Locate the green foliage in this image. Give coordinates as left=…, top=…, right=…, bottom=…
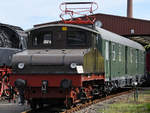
left=98, top=91, right=150, bottom=113
left=145, top=44, right=150, bottom=50
left=99, top=102, right=150, bottom=113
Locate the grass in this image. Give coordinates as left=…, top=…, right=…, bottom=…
left=98, top=90, right=150, bottom=113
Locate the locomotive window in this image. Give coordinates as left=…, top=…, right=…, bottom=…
left=118, top=45, right=122, bottom=62
left=141, top=52, right=144, bottom=64
left=130, top=48, right=133, bottom=63
left=33, top=32, right=52, bottom=46
left=136, top=50, right=139, bottom=64
left=67, top=31, right=87, bottom=47
left=105, top=41, right=109, bottom=60
left=43, top=34, right=52, bottom=44
left=112, top=43, right=116, bottom=61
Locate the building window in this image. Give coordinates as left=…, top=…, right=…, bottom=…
left=112, top=43, right=115, bottom=61
left=118, top=45, right=122, bottom=62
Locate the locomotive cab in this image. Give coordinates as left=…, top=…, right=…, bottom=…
left=11, top=24, right=101, bottom=75
left=28, top=25, right=92, bottom=49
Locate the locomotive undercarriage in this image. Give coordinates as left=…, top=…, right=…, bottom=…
left=27, top=79, right=105, bottom=109
left=9, top=73, right=144, bottom=109
left=9, top=74, right=105, bottom=109
left=105, top=75, right=144, bottom=93
left=28, top=77, right=144, bottom=109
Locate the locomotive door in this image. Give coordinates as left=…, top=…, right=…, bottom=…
left=105, top=41, right=111, bottom=80
left=53, top=31, right=66, bottom=48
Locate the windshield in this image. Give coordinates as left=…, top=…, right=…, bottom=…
left=28, top=26, right=92, bottom=49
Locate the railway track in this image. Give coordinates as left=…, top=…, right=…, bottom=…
left=62, top=89, right=133, bottom=113
left=23, top=88, right=133, bottom=113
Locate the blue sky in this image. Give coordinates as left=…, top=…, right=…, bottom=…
left=0, top=0, right=149, bottom=30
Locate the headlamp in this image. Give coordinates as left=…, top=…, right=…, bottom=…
left=18, top=63, right=24, bottom=69
left=70, top=63, right=77, bottom=69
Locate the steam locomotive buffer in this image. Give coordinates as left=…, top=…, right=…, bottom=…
left=3, top=2, right=145, bottom=109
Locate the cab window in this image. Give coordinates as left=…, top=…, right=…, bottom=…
left=33, top=32, right=52, bottom=46
left=67, top=31, right=87, bottom=47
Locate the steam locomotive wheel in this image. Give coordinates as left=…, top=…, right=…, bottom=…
left=3, top=89, right=10, bottom=97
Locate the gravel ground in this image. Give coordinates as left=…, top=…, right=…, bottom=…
left=76, top=92, right=133, bottom=113
left=0, top=98, right=30, bottom=113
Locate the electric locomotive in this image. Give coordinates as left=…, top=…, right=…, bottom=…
left=9, top=23, right=145, bottom=108
left=9, top=2, right=145, bottom=109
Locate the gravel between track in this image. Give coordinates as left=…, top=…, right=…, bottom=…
left=75, top=90, right=134, bottom=113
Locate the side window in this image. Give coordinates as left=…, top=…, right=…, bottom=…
left=112, top=43, right=115, bottom=61
left=105, top=41, right=109, bottom=60
left=118, top=45, right=122, bottom=62
left=136, top=50, right=138, bottom=64
left=130, top=48, right=133, bottom=63
left=142, top=52, right=144, bottom=64
left=141, top=52, right=143, bottom=64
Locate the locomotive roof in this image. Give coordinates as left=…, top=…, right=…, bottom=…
left=0, top=23, right=27, bottom=37
left=26, top=24, right=144, bottom=51
left=96, top=27, right=145, bottom=51
left=26, top=24, right=98, bottom=33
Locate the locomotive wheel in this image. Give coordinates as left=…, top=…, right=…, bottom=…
left=30, top=103, right=37, bottom=110
left=104, top=85, right=110, bottom=96
left=3, top=89, right=10, bottom=97
left=30, top=100, right=37, bottom=110
left=65, top=98, right=73, bottom=109
left=38, top=103, right=43, bottom=108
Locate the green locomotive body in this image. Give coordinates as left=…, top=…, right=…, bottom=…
left=84, top=26, right=145, bottom=87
